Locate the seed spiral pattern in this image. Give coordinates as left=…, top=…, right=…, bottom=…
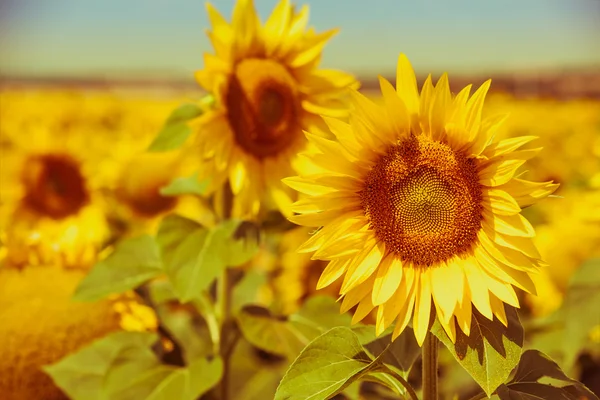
left=360, top=135, right=483, bottom=267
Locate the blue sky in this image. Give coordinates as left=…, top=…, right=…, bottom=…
left=1, top=0, right=599, bottom=78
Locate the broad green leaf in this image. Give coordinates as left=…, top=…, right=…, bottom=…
left=148, top=103, right=203, bottom=152
left=237, top=305, right=306, bottom=359
left=432, top=304, right=524, bottom=397
left=290, top=295, right=352, bottom=333
left=148, top=280, right=178, bottom=304
left=495, top=350, right=598, bottom=400
left=159, top=172, right=210, bottom=197
left=145, top=357, right=223, bottom=400
left=274, top=327, right=379, bottom=400
left=365, top=328, right=420, bottom=373
left=73, top=235, right=162, bottom=302
left=157, top=216, right=260, bottom=302
left=156, top=214, right=215, bottom=302
left=220, top=219, right=261, bottom=267
left=287, top=296, right=379, bottom=347
left=43, top=331, right=160, bottom=400
left=44, top=330, right=223, bottom=400
left=156, top=214, right=204, bottom=268
left=232, top=270, right=269, bottom=313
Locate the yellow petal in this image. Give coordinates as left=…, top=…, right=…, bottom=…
left=430, top=261, right=462, bottom=323
left=479, top=158, right=527, bottom=187
left=484, top=211, right=536, bottom=237
left=264, top=0, right=291, bottom=38
left=229, top=156, right=247, bottom=195
left=379, top=75, right=410, bottom=138
left=489, top=294, right=508, bottom=327
left=340, top=274, right=375, bottom=313
left=482, top=188, right=521, bottom=215
left=317, top=258, right=348, bottom=290
left=413, top=270, right=432, bottom=346
left=376, top=267, right=414, bottom=335
left=454, top=290, right=472, bottom=336
left=340, top=240, right=385, bottom=294
left=436, top=304, right=457, bottom=343
left=391, top=287, right=416, bottom=341
left=483, top=136, right=538, bottom=159
left=464, top=79, right=492, bottom=138
left=372, top=254, right=403, bottom=306
left=497, top=178, right=559, bottom=208
left=352, top=295, right=375, bottom=325
left=429, top=73, right=451, bottom=140
left=463, top=257, right=493, bottom=320
left=395, top=53, right=420, bottom=117
left=282, top=176, right=336, bottom=196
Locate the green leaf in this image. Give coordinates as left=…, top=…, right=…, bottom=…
left=72, top=235, right=163, bottom=302
left=148, top=103, right=203, bottom=152
left=274, top=327, right=385, bottom=400
left=290, top=295, right=352, bottom=334
left=365, top=328, right=420, bottom=373
left=43, top=331, right=160, bottom=400
left=432, top=304, right=524, bottom=397
left=156, top=215, right=214, bottom=302
left=144, top=357, right=223, bottom=400
left=156, top=216, right=260, bottom=302
left=237, top=305, right=307, bottom=359
left=220, top=219, right=261, bottom=267
left=159, top=172, right=210, bottom=197
left=148, top=280, right=179, bottom=304
left=232, top=270, right=269, bottom=313
left=44, top=330, right=223, bottom=400
left=495, top=350, right=599, bottom=400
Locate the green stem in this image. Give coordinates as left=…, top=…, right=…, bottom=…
left=218, top=182, right=234, bottom=400
left=422, top=332, right=439, bottom=400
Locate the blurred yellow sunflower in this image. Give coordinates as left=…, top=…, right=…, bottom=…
left=284, top=54, right=558, bottom=345
left=112, top=151, right=216, bottom=236
left=0, top=265, right=157, bottom=400
left=0, top=126, right=109, bottom=269
left=191, top=0, right=358, bottom=218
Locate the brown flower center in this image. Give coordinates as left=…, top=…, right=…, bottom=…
left=22, top=154, right=89, bottom=219
left=225, top=58, right=299, bottom=159
left=360, top=135, right=483, bottom=267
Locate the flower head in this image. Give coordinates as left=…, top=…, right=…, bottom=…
left=191, top=0, right=358, bottom=218
left=285, top=54, right=558, bottom=345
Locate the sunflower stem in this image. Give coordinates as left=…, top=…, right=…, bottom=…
left=422, top=331, right=439, bottom=400
left=218, top=183, right=234, bottom=400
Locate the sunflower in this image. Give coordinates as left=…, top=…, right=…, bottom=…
left=111, top=151, right=216, bottom=236
left=0, top=123, right=109, bottom=269
left=284, top=54, right=559, bottom=345
left=190, top=0, right=358, bottom=218
left=0, top=265, right=157, bottom=400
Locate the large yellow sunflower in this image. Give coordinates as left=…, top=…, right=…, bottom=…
left=284, top=54, right=559, bottom=345
left=191, top=0, right=358, bottom=218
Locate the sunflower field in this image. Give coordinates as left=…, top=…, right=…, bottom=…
left=1, top=1, right=599, bottom=399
